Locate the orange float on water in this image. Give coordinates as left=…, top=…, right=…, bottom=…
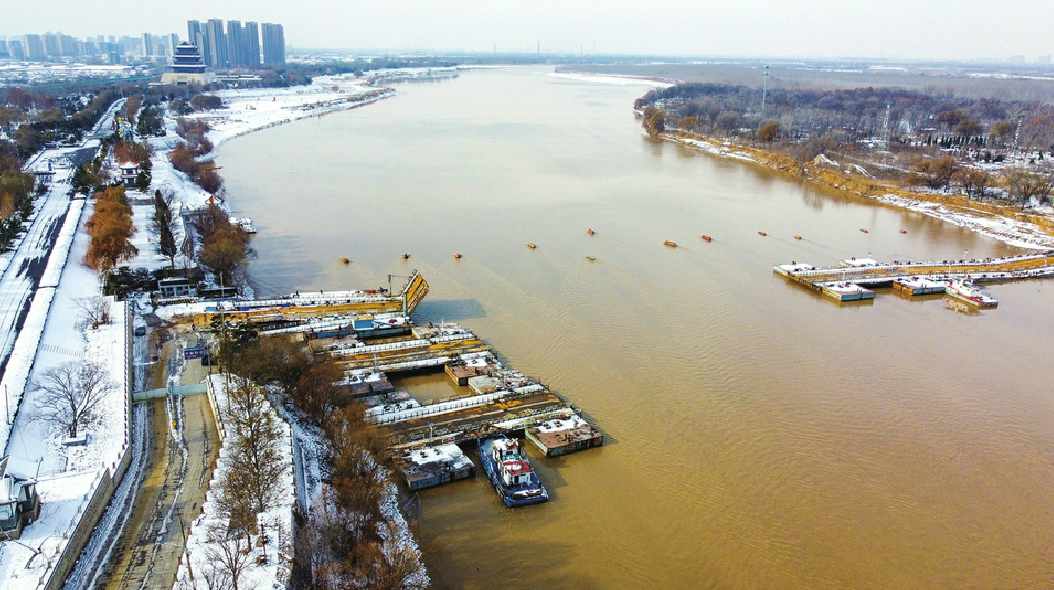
left=527, top=243, right=537, bottom=249
left=758, top=231, right=767, bottom=236
left=664, top=240, right=677, bottom=247
left=793, top=235, right=802, bottom=240
left=700, top=235, right=712, bottom=242
left=900, top=229, right=908, bottom=234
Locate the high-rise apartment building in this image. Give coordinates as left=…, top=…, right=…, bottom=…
left=142, top=33, right=152, bottom=56
left=0, top=39, right=7, bottom=58
left=261, top=23, right=285, bottom=65
left=226, top=20, right=243, bottom=67
left=58, top=34, right=79, bottom=56
left=24, top=34, right=45, bottom=60
left=9, top=40, right=25, bottom=60
left=245, top=22, right=260, bottom=67
left=43, top=33, right=59, bottom=57
left=205, top=19, right=227, bottom=67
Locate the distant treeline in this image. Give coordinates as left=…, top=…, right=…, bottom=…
left=637, top=82, right=1054, bottom=155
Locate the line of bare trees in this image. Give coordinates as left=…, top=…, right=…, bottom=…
left=221, top=336, right=426, bottom=590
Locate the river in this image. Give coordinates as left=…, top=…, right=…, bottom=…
left=220, top=67, right=1054, bottom=590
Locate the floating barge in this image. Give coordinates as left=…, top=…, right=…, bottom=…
left=822, top=283, right=875, bottom=302
left=893, top=277, right=947, bottom=296
left=399, top=444, right=475, bottom=491
left=526, top=413, right=604, bottom=457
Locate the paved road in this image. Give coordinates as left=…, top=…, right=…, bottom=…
left=102, top=393, right=218, bottom=590
left=0, top=162, right=73, bottom=383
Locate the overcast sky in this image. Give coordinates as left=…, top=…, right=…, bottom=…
left=4, top=0, right=1053, bottom=61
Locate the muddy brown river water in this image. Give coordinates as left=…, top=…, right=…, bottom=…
left=220, top=67, right=1054, bottom=590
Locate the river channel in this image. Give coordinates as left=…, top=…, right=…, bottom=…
left=220, top=67, right=1054, bottom=590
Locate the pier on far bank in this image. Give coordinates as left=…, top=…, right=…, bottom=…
left=775, top=251, right=1054, bottom=303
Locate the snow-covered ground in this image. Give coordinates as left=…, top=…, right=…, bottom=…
left=0, top=155, right=130, bottom=590
left=871, top=193, right=1054, bottom=249
left=549, top=72, right=673, bottom=87
left=175, top=375, right=294, bottom=590
left=179, top=74, right=395, bottom=150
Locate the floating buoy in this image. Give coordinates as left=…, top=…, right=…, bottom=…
left=587, top=228, right=595, bottom=235
left=758, top=231, right=767, bottom=237
left=664, top=240, right=677, bottom=247
left=860, top=229, right=869, bottom=233
left=402, top=253, right=410, bottom=259
left=586, top=256, right=596, bottom=261
left=527, top=243, right=537, bottom=249
left=340, top=257, right=349, bottom=264
left=900, top=229, right=907, bottom=234
left=453, top=253, right=462, bottom=259
left=700, top=235, right=712, bottom=242
left=793, top=235, right=802, bottom=240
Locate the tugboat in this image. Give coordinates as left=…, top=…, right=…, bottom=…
left=477, top=436, right=548, bottom=507
left=945, top=278, right=998, bottom=308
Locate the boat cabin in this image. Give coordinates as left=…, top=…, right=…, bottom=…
left=500, top=459, right=533, bottom=486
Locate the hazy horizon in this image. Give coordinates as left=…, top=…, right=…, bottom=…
left=4, top=0, right=1054, bottom=62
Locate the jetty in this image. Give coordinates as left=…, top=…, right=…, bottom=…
left=775, top=251, right=1054, bottom=303
left=204, top=270, right=602, bottom=491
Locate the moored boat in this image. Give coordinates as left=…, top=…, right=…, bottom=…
left=478, top=436, right=548, bottom=507
left=700, top=235, right=712, bottom=242
left=664, top=240, right=677, bottom=247
left=822, top=282, right=875, bottom=302
left=893, top=277, right=947, bottom=296
left=945, top=279, right=997, bottom=308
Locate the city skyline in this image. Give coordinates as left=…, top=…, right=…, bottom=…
left=0, top=19, right=284, bottom=66
left=2, top=0, right=1054, bottom=61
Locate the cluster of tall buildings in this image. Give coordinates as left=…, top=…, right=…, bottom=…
left=186, top=20, right=284, bottom=68
left=0, top=33, right=140, bottom=64
left=0, top=19, right=285, bottom=67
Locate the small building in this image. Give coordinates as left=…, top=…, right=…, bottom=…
left=119, top=161, right=139, bottom=187
left=158, top=277, right=197, bottom=299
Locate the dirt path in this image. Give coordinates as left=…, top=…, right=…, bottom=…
left=101, top=393, right=219, bottom=590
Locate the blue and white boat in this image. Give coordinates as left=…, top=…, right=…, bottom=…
left=477, top=436, right=548, bottom=507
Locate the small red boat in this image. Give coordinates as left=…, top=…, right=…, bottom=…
left=700, top=235, right=712, bottom=242
left=587, top=228, right=595, bottom=235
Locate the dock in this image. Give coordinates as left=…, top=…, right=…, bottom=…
left=193, top=270, right=429, bottom=325
left=775, top=251, right=1054, bottom=304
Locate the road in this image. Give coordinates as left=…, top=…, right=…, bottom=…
left=0, top=158, right=73, bottom=383
left=101, top=391, right=218, bottom=590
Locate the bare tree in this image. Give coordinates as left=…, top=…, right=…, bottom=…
left=73, top=296, right=111, bottom=329
left=203, top=524, right=254, bottom=590
left=33, top=361, right=115, bottom=438
left=225, top=378, right=286, bottom=515
left=1004, top=167, right=1054, bottom=209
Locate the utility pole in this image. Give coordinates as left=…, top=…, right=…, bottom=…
left=760, top=65, right=770, bottom=121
